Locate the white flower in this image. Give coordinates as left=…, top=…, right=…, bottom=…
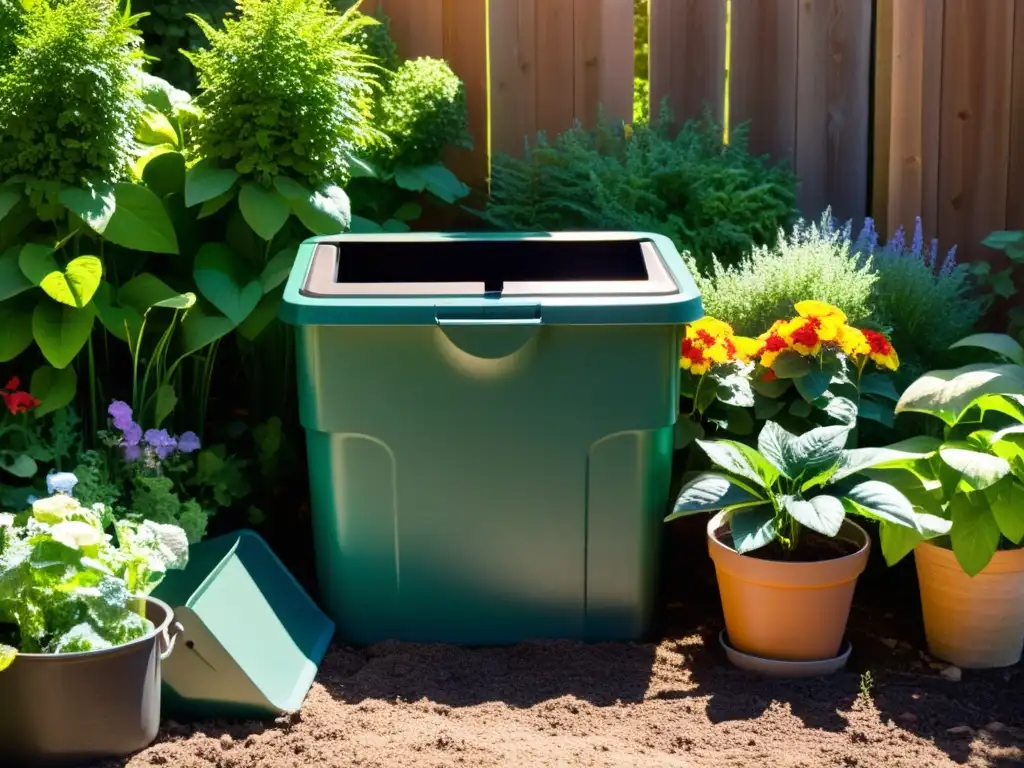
left=50, top=521, right=104, bottom=551
left=32, top=495, right=82, bottom=524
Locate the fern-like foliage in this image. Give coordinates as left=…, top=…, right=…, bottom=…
left=485, top=104, right=797, bottom=271
left=185, top=0, right=383, bottom=188
left=0, top=0, right=144, bottom=186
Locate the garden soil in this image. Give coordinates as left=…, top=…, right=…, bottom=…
left=100, top=519, right=1023, bottom=768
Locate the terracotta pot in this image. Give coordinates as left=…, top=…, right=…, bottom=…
left=706, top=511, right=870, bottom=662
left=915, top=540, right=1024, bottom=668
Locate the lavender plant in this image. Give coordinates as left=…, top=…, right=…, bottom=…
left=854, top=217, right=985, bottom=381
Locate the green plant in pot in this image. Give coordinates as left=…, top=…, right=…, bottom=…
left=0, top=473, right=189, bottom=763
left=666, top=420, right=950, bottom=669
left=883, top=333, right=1024, bottom=668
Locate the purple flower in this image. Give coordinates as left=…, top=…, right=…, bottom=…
left=123, top=444, right=142, bottom=462
left=46, top=472, right=78, bottom=495
left=890, top=225, right=905, bottom=254
left=177, top=431, right=201, bottom=454
left=911, top=217, right=924, bottom=258
left=927, top=238, right=939, bottom=270
left=940, top=245, right=958, bottom=277
left=121, top=421, right=142, bottom=446
left=144, top=428, right=178, bottom=460
left=108, top=400, right=134, bottom=432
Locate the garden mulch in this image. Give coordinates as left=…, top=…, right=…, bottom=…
left=103, top=518, right=1023, bottom=768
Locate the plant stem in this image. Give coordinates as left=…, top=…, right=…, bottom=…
left=87, top=334, right=98, bottom=443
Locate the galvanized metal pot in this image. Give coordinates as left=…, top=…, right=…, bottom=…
left=0, top=596, right=182, bottom=766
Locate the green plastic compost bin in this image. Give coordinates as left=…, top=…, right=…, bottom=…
left=279, top=232, right=702, bottom=645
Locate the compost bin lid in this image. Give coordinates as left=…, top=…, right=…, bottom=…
left=279, top=232, right=703, bottom=326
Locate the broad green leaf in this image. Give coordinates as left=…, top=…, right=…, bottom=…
left=752, top=375, right=791, bottom=398
left=831, top=437, right=942, bottom=483
left=990, top=481, right=1024, bottom=544
left=729, top=506, right=777, bottom=553
left=821, top=394, right=858, bottom=426
left=138, top=108, right=178, bottom=147
left=771, top=351, right=813, bottom=379
left=950, top=333, right=1024, bottom=366
left=0, top=247, right=32, bottom=302
left=674, top=416, right=704, bottom=450
left=238, top=183, right=290, bottom=241
left=783, top=494, right=845, bottom=537
left=91, top=281, right=142, bottom=343
left=118, top=273, right=180, bottom=313
left=294, top=185, right=351, bottom=235
left=844, top=479, right=951, bottom=535
left=697, top=439, right=767, bottom=488
left=0, top=645, right=14, bottom=671
left=138, top=71, right=191, bottom=114
left=181, top=305, right=235, bottom=355
left=193, top=243, right=262, bottom=325
left=972, top=393, right=1024, bottom=422
left=273, top=176, right=307, bottom=200
left=794, top=369, right=831, bottom=402
left=382, top=219, right=410, bottom=233
left=237, top=292, right=281, bottom=341
left=753, top=393, right=786, bottom=420
left=154, top=384, right=177, bottom=426
left=59, top=181, right=116, bottom=232
left=859, top=374, right=900, bottom=401
left=982, top=230, right=1024, bottom=250
left=102, top=183, right=179, bottom=254
left=782, top=424, right=851, bottom=477
left=394, top=164, right=470, bottom=203
left=29, top=365, right=77, bottom=417
left=708, top=404, right=754, bottom=436
left=34, top=255, right=102, bottom=309
left=152, top=292, right=195, bottom=310
left=0, top=453, right=37, bottom=478
left=895, top=363, right=1024, bottom=426
left=0, top=298, right=34, bottom=361
left=789, top=399, right=813, bottom=418
left=713, top=367, right=756, bottom=408
left=666, top=473, right=766, bottom=521
left=197, top=188, right=236, bottom=219
left=393, top=202, right=422, bottom=222
left=133, top=145, right=172, bottom=179
left=939, top=447, right=1010, bottom=491
left=758, top=420, right=794, bottom=477
left=185, top=159, right=240, bottom=208
left=950, top=493, right=1001, bottom=576
left=879, top=522, right=923, bottom=566
left=260, top=248, right=296, bottom=294
left=349, top=215, right=383, bottom=234
left=858, top=398, right=895, bottom=428
left=32, top=301, right=94, bottom=369
left=0, top=188, right=20, bottom=223
left=142, top=151, right=186, bottom=198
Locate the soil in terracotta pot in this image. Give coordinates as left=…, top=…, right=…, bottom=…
left=714, top=525, right=861, bottom=562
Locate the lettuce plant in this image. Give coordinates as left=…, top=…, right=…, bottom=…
left=667, top=420, right=950, bottom=559
left=879, top=334, right=1024, bottom=575
left=0, top=478, right=189, bottom=671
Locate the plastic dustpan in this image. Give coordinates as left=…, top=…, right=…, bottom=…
left=153, top=529, right=334, bottom=719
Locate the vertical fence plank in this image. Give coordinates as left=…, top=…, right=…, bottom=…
left=729, top=0, right=798, bottom=162
left=649, top=0, right=727, bottom=126
left=879, top=0, right=944, bottom=240
left=871, top=0, right=894, bottom=238
left=1006, top=1, right=1024, bottom=229
left=573, top=0, right=635, bottom=126
left=489, top=0, right=538, bottom=157
left=535, top=0, right=576, bottom=137
left=371, top=0, right=445, bottom=57
left=442, top=0, right=488, bottom=187
left=937, top=0, right=1014, bottom=253
left=794, top=0, right=873, bottom=223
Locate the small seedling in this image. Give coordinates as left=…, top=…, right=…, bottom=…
left=859, top=670, right=875, bottom=703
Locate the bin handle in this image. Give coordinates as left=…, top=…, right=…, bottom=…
left=160, top=620, right=184, bottom=661
left=436, top=317, right=542, bottom=327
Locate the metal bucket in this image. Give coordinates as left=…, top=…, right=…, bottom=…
left=0, top=596, right=182, bottom=765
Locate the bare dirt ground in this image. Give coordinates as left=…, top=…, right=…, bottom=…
left=102, top=519, right=1024, bottom=768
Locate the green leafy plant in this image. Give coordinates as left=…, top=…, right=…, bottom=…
left=134, top=0, right=235, bottom=89
left=694, top=210, right=877, bottom=336
left=881, top=334, right=1024, bottom=575
left=666, top=420, right=950, bottom=559
left=856, top=218, right=984, bottom=383
left=0, top=480, right=189, bottom=670
left=978, top=229, right=1024, bottom=336
left=484, top=106, right=797, bottom=271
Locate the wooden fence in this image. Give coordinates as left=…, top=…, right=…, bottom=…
left=364, top=0, right=1024, bottom=263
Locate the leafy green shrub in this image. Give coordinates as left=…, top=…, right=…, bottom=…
left=185, top=0, right=382, bottom=188
left=0, top=0, right=24, bottom=63
left=695, top=210, right=877, bottom=336
left=0, top=0, right=144, bottom=188
left=376, top=57, right=472, bottom=168
left=484, top=106, right=797, bottom=271
left=854, top=217, right=985, bottom=381
left=134, top=0, right=233, bottom=90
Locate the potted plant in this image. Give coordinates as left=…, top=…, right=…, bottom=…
left=888, top=333, right=1024, bottom=668
left=0, top=473, right=189, bottom=764
left=666, top=420, right=950, bottom=671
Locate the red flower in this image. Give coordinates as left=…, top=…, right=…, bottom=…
left=763, top=334, right=787, bottom=353
left=681, top=338, right=706, bottom=366
left=788, top=317, right=821, bottom=350
left=761, top=370, right=778, bottom=382
left=3, top=377, right=19, bottom=391
left=862, top=329, right=893, bottom=355
left=1, top=376, right=39, bottom=415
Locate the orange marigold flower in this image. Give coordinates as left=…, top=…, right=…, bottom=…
left=761, top=370, right=778, bottom=382
left=836, top=324, right=870, bottom=357
left=733, top=335, right=761, bottom=362
left=793, top=300, right=845, bottom=342
left=680, top=316, right=741, bottom=372
left=680, top=337, right=712, bottom=375
left=861, top=329, right=900, bottom=371
left=786, top=317, right=822, bottom=355
left=757, top=325, right=790, bottom=368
